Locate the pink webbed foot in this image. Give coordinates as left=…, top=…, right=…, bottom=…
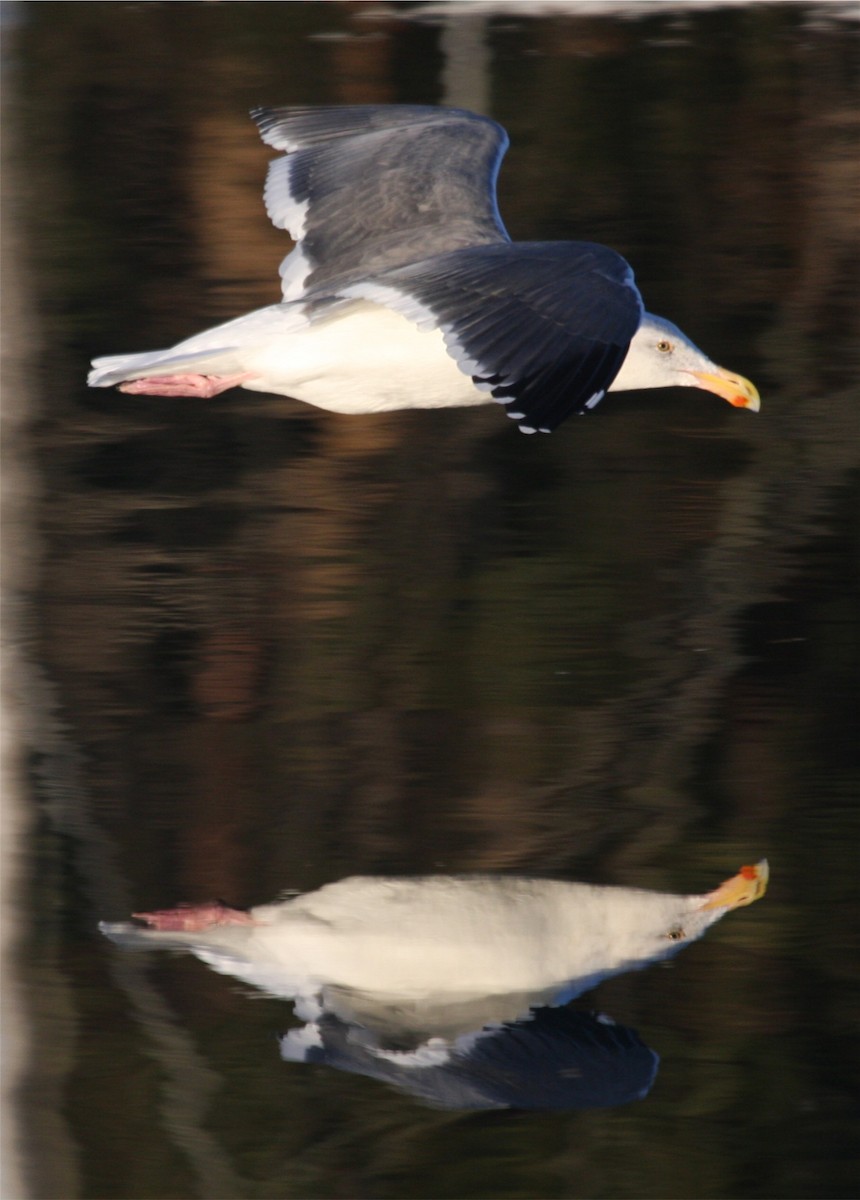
left=118, top=373, right=255, bottom=398
left=132, top=901, right=257, bottom=932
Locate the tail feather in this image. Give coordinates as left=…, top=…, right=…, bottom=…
left=88, top=301, right=313, bottom=388
left=87, top=345, right=247, bottom=388
left=98, top=920, right=203, bottom=950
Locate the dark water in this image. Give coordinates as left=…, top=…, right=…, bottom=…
left=3, top=3, right=860, bottom=1198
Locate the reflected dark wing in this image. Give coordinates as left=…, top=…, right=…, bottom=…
left=438, top=1006, right=660, bottom=1110
left=283, top=1006, right=659, bottom=1112
left=251, top=105, right=510, bottom=298
left=347, top=241, right=644, bottom=433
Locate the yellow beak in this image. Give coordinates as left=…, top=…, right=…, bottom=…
left=700, top=859, right=769, bottom=910
left=689, top=367, right=761, bottom=412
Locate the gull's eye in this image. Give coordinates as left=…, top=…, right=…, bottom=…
left=666, top=927, right=685, bottom=941
left=656, top=339, right=673, bottom=353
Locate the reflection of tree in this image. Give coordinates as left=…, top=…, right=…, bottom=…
left=7, top=4, right=860, bottom=1199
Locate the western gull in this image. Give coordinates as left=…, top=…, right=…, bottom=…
left=99, top=861, right=768, bottom=1004
left=88, top=106, right=760, bottom=434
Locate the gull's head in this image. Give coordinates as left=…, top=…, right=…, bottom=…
left=610, top=314, right=760, bottom=412
left=600, top=860, right=770, bottom=973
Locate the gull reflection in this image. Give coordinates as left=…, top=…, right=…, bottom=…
left=101, top=863, right=767, bottom=1111
left=280, top=997, right=659, bottom=1111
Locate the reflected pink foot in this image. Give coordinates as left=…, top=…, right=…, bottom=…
left=132, top=902, right=257, bottom=932
left=119, top=373, right=255, bottom=398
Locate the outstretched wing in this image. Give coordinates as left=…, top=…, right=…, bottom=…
left=344, top=242, right=644, bottom=433
left=251, top=105, right=510, bottom=299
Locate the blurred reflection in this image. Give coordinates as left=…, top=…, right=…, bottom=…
left=101, top=864, right=765, bottom=1109
left=281, top=1005, right=658, bottom=1112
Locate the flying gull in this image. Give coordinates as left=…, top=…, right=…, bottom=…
left=88, top=105, right=760, bottom=434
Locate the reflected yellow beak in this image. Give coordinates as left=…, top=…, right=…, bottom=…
left=701, top=859, right=769, bottom=910
left=689, top=367, right=761, bottom=412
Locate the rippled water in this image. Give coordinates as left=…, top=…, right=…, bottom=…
left=3, top=3, right=860, bottom=1198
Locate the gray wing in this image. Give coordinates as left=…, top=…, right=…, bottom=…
left=251, top=105, right=510, bottom=298
left=345, top=241, right=644, bottom=433
left=285, top=1006, right=659, bottom=1112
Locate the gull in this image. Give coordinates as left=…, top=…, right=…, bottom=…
left=88, top=105, right=760, bottom=434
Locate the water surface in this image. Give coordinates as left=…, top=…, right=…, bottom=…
left=3, top=3, right=859, bottom=1198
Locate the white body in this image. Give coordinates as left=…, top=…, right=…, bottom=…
left=89, top=300, right=489, bottom=415
left=102, top=873, right=741, bottom=1006
left=243, top=303, right=487, bottom=414
left=88, top=299, right=757, bottom=417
